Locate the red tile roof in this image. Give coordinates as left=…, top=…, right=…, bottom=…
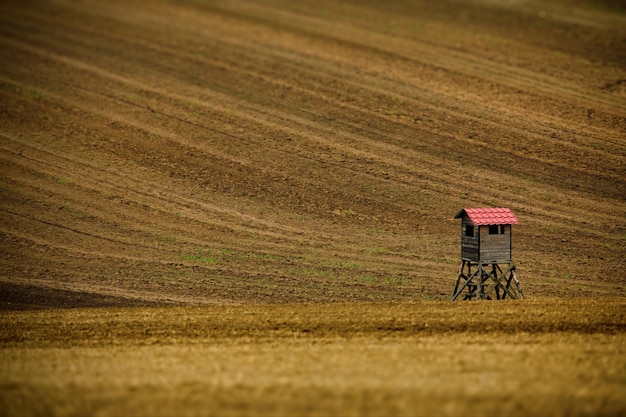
left=454, top=207, right=519, bottom=225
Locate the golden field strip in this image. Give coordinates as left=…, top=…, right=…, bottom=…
left=1, top=298, right=624, bottom=417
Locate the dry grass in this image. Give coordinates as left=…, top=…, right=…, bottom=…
left=1, top=298, right=624, bottom=417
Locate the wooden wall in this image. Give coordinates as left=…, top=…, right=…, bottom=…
left=460, top=217, right=479, bottom=260
left=459, top=218, right=512, bottom=262
left=479, top=224, right=512, bottom=261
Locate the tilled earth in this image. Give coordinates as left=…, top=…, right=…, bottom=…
left=1, top=0, right=625, bottom=307
left=1, top=298, right=624, bottom=417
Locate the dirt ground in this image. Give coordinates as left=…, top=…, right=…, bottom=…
left=1, top=0, right=625, bottom=304
left=1, top=298, right=624, bottom=417
left=1, top=1, right=625, bottom=416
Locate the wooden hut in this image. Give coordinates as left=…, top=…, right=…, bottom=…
left=451, top=208, right=523, bottom=301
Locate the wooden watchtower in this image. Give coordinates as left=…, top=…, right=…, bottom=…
left=451, top=207, right=523, bottom=300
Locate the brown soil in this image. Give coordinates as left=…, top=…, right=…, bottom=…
left=1, top=299, right=625, bottom=417
left=1, top=0, right=625, bottom=307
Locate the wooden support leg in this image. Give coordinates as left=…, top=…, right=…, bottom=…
left=476, top=264, right=484, bottom=300
left=451, top=261, right=466, bottom=300
left=452, top=267, right=480, bottom=301
left=486, top=264, right=516, bottom=300
left=511, top=268, right=523, bottom=299
left=491, top=264, right=500, bottom=300
left=500, top=264, right=522, bottom=300
left=452, top=262, right=522, bottom=301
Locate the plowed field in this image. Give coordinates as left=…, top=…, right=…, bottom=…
left=1, top=0, right=625, bottom=416
left=1, top=298, right=625, bottom=417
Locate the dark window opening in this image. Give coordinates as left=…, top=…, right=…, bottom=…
left=500, top=225, right=505, bottom=234
left=489, top=225, right=499, bottom=235
left=465, top=225, right=474, bottom=237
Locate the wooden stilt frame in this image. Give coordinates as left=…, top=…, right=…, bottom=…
left=451, top=260, right=523, bottom=301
